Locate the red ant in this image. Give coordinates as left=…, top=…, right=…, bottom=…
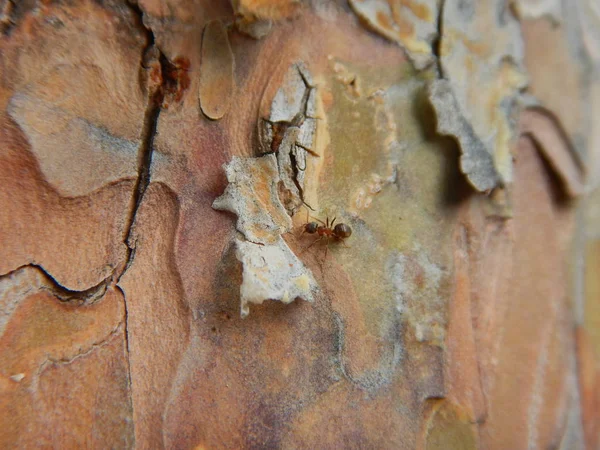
left=301, top=214, right=352, bottom=260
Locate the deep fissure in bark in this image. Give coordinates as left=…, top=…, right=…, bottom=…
left=432, top=0, right=446, bottom=79
left=118, top=4, right=175, bottom=446
left=0, top=264, right=110, bottom=304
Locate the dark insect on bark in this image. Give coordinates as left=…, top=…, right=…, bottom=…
left=302, top=215, right=352, bottom=260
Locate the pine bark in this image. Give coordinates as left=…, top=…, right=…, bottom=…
left=0, top=1, right=598, bottom=449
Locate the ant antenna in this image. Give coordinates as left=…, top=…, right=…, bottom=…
left=302, top=200, right=315, bottom=211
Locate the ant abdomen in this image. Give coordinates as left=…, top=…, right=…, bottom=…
left=333, top=223, right=352, bottom=239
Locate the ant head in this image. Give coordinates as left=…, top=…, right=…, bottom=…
left=305, top=222, right=319, bottom=234
left=333, top=223, right=352, bottom=238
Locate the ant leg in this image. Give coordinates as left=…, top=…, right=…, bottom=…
left=311, top=217, right=327, bottom=226
left=297, top=209, right=310, bottom=238
left=296, top=143, right=320, bottom=158
left=317, top=237, right=330, bottom=270
left=305, top=148, right=320, bottom=157
left=330, top=217, right=336, bottom=227
left=295, top=210, right=308, bottom=238
left=304, top=236, right=323, bottom=252
left=296, top=153, right=307, bottom=171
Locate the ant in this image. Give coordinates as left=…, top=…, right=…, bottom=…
left=301, top=214, right=352, bottom=260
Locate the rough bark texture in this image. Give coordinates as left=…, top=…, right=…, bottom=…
left=0, top=0, right=599, bottom=449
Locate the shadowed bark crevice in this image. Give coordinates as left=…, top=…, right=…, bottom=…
left=0, top=264, right=111, bottom=305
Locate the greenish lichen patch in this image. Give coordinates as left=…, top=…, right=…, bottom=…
left=315, top=59, right=456, bottom=344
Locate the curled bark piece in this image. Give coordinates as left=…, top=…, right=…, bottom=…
left=519, top=107, right=586, bottom=197
left=199, top=20, right=234, bottom=120
left=348, top=0, right=438, bottom=70
left=428, top=79, right=499, bottom=192
left=235, top=18, right=272, bottom=39
left=231, top=0, right=301, bottom=39
left=434, top=0, right=528, bottom=189
left=232, top=0, right=302, bottom=21
left=513, top=0, right=562, bottom=22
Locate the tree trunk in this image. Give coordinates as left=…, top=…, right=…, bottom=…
left=0, top=0, right=598, bottom=448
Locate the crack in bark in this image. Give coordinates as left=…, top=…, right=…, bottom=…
left=0, top=0, right=32, bottom=36
left=122, top=3, right=162, bottom=256
left=261, top=68, right=316, bottom=214
left=122, top=78, right=161, bottom=255
left=432, top=0, right=446, bottom=79
left=290, top=71, right=313, bottom=127
left=0, top=264, right=115, bottom=338
left=36, top=320, right=125, bottom=377
left=0, top=263, right=111, bottom=304
left=119, top=3, right=173, bottom=446
left=288, top=72, right=315, bottom=210
left=289, top=149, right=305, bottom=205
left=1, top=3, right=171, bottom=445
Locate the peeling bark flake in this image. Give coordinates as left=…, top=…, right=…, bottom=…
left=428, top=79, right=499, bottom=192
left=212, top=156, right=318, bottom=318
left=349, top=0, right=439, bottom=70
left=236, top=238, right=317, bottom=318
left=269, top=63, right=310, bottom=123
left=520, top=107, right=586, bottom=197
left=232, top=0, right=302, bottom=39
left=513, top=0, right=562, bottom=22
left=212, top=155, right=292, bottom=245
left=432, top=0, right=528, bottom=189
left=210, top=62, right=322, bottom=316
